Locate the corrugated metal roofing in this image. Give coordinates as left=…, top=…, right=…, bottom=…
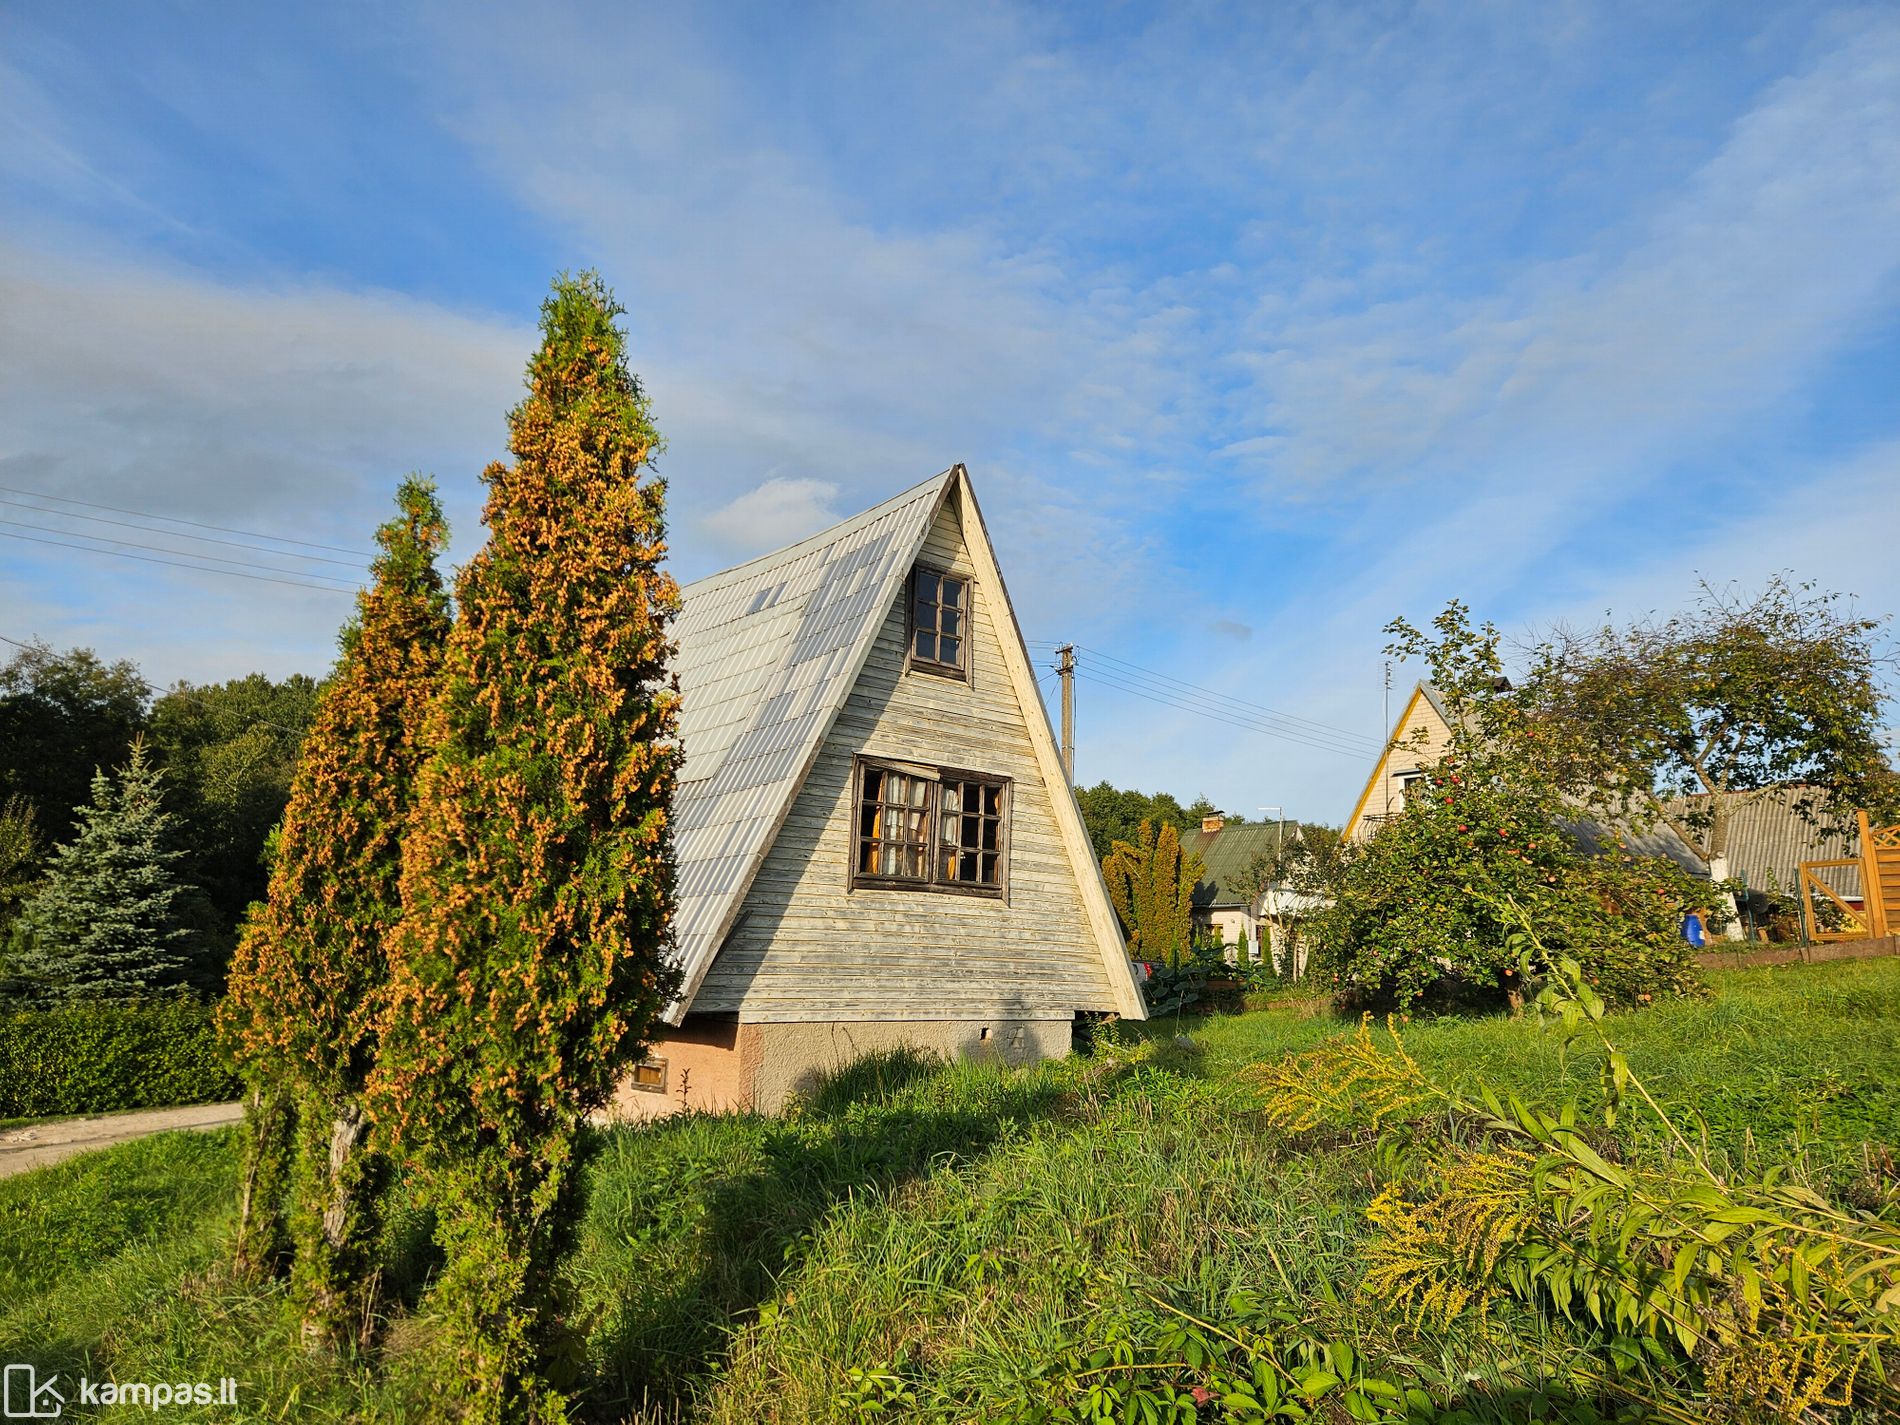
left=1180, top=822, right=1295, bottom=909
left=1668, top=787, right=1860, bottom=897
left=666, top=469, right=956, bottom=1021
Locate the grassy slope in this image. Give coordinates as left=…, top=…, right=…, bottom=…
left=2, top=959, right=1896, bottom=1422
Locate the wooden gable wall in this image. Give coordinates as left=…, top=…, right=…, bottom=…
left=1342, top=687, right=1455, bottom=844
left=692, top=488, right=1116, bottom=1022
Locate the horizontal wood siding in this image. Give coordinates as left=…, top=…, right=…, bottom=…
left=695, top=492, right=1115, bottom=1020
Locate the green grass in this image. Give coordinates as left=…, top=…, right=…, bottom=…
left=2, top=958, right=1897, bottom=1422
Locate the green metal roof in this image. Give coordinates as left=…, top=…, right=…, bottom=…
left=1179, top=822, right=1295, bottom=910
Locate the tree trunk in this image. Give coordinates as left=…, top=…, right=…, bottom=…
left=296, top=1098, right=386, bottom=1354
left=233, top=1086, right=295, bottom=1279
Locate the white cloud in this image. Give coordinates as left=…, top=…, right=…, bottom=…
left=699, top=477, right=842, bottom=557
left=0, top=238, right=530, bottom=680
left=1233, top=13, right=1900, bottom=498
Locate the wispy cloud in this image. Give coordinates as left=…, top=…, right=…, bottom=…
left=699, top=476, right=842, bottom=556
left=0, top=239, right=530, bottom=676
left=1, top=0, right=1894, bottom=822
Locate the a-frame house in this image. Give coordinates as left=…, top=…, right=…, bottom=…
left=613, top=466, right=1145, bottom=1117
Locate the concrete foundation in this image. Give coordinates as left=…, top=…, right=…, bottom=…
left=605, top=1014, right=1073, bottom=1120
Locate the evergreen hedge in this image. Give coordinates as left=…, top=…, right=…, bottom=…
left=0, top=997, right=238, bottom=1118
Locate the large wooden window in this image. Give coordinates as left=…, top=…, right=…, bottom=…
left=909, top=566, right=969, bottom=677
left=853, top=757, right=1008, bottom=896
left=938, top=776, right=1005, bottom=888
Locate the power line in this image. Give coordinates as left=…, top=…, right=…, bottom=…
left=1024, top=636, right=1376, bottom=751
left=1078, top=667, right=1367, bottom=760
left=0, top=517, right=362, bottom=587
left=1075, top=668, right=1368, bottom=760
left=0, top=483, right=376, bottom=559
left=0, top=497, right=368, bottom=570
left=0, top=527, right=357, bottom=594
left=1074, top=643, right=1379, bottom=749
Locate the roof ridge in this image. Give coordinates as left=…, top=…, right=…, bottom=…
left=681, top=469, right=956, bottom=597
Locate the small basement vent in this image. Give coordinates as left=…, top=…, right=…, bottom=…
left=629, top=1056, right=669, bottom=1094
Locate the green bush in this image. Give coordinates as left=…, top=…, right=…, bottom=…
left=0, top=996, right=238, bottom=1118
left=1311, top=763, right=1706, bottom=1012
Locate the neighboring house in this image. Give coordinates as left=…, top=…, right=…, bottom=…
left=1341, top=681, right=1707, bottom=875
left=611, top=466, right=1145, bottom=1119
left=1665, top=786, right=1862, bottom=911
left=1178, top=815, right=1318, bottom=967
left=1341, top=683, right=1457, bottom=845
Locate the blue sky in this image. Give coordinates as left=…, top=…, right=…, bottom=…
left=3, top=1, right=1897, bottom=822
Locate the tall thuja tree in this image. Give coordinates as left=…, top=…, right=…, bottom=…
left=370, top=274, right=681, bottom=1421
left=1102, top=820, right=1203, bottom=968
left=14, top=739, right=196, bottom=1000
left=219, top=477, right=451, bottom=1344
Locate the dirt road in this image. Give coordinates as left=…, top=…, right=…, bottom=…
left=0, top=1102, right=244, bottom=1179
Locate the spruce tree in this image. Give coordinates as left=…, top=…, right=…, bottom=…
left=15, top=739, right=196, bottom=999
left=370, top=274, right=680, bottom=1421
left=219, top=477, right=451, bottom=1342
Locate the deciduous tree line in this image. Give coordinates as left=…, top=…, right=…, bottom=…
left=0, top=646, right=321, bottom=1001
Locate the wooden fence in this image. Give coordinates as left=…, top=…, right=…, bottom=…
left=1697, top=933, right=1900, bottom=972
left=1798, top=811, right=1898, bottom=944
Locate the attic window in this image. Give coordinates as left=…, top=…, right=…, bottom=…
left=853, top=757, right=1009, bottom=897
left=909, top=566, right=969, bottom=678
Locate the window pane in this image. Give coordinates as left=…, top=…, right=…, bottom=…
left=908, top=778, right=929, bottom=807
left=938, top=636, right=959, bottom=666
left=942, top=783, right=961, bottom=813
left=940, top=607, right=960, bottom=638
left=914, top=631, right=937, bottom=662
left=942, top=576, right=965, bottom=609
left=980, top=852, right=999, bottom=884
left=959, top=850, right=978, bottom=882
left=916, top=572, right=939, bottom=603
left=981, top=818, right=998, bottom=851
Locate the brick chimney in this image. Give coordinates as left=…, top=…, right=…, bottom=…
left=1201, top=814, right=1224, bottom=833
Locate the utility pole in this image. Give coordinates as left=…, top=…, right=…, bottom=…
left=1055, top=644, right=1075, bottom=785
left=1380, top=660, right=1392, bottom=820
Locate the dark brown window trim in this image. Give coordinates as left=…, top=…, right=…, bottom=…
left=906, top=564, right=972, bottom=682
left=849, top=755, right=1010, bottom=900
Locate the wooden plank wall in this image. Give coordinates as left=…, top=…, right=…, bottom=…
left=694, top=489, right=1116, bottom=1022
left=1347, top=692, right=1454, bottom=842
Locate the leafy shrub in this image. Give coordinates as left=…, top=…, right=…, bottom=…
left=0, top=996, right=238, bottom=1118
left=1311, top=763, right=1705, bottom=1012
left=1250, top=921, right=1900, bottom=1424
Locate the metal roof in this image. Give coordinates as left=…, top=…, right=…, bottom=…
left=666, top=470, right=956, bottom=1021
left=1180, top=822, right=1296, bottom=909
left=1666, top=787, right=1860, bottom=896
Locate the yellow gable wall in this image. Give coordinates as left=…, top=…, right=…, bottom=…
left=1342, top=688, right=1456, bottom=843
left=693, top=488, right=1115, bottom=1022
